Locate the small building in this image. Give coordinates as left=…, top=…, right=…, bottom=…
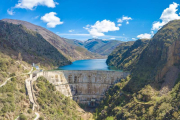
left=32, top=63, right=39, bottom=70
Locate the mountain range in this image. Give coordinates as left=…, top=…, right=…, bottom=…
left=2, top=19, right=103, bottom=62
left=64, top=38, right=123, bottom=56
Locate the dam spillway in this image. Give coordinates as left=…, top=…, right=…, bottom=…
left=32, top=70, right=129, bottom=106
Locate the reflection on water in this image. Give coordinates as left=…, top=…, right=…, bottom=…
left=59, top=59, right=121, bottom=71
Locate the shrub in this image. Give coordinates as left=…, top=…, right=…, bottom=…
left=19, top=88, right=26, bottom=93
left=1, top=104, right=8, bottom=113
left=39, top=116, right=44, bottom=120
left=11, top=77, right=16, bottom=82
left=10, top=73, right=16, bottom=77
left=106, top=116, right=114, bottom=120
left=27, top=109, right=32, bottom=114
left=19, top=114, right=27, bottom=120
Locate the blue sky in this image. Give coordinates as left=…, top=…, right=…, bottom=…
left=0, top=0, right=180, bottom=41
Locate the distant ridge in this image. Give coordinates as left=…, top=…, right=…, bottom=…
left=64, top=38, right=123, bottom=56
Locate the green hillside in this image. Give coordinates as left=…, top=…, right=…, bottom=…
left=3, top=19, right=101, bottom=61
left=126, top=20, right=180, bottom=92
left=107, top=39, right=149, bottom=71
left=0, top=20, right=89, bottom=120
left=0, top=20, right=71, bottom=69
left=94, top=20, right=180, bottom=120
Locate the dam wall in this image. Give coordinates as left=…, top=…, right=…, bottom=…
left=31, top=70, right=129, bottom=105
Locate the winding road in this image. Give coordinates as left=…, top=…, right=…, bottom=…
left=0, top=67, right=33, bottom=87
left=34, top=112, right=40, bottom=120
left=0, top=67, right=36, bottom=120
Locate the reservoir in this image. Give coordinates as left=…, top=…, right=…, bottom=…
left=59, top=59, right=120, bottom=71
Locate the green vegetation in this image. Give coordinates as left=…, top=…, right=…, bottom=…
left=94, top=76, right=180, bottom=120
left=0, top=70, right=35, bottom=120
left=107, top=39, right=149, bottom=71
left=34, top=77, right=84, bottom=120
left=95, top=20, right=180, bottom=119
left=19, top=114, right=27, bottom=120
left=3, top=19, right=102, bottom=61
left=1, top=19, right=180, bottom=120
left=0, top=52, right=31, bottom=84
left=0, top=20, right=71, bottom=69
left=107, top=20, right=180, bottom=93
left=0, top=20, right=91, bottom=119
left=126, top=20, right=180, bottom=92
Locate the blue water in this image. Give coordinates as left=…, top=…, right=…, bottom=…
left=59, top=59, right=120, bottom=71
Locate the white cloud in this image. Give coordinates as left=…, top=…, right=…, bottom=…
left=117, top=19, right=123, bottom=23
left=137, top=33, right=152, bottom=39
left=137, top=2, right=180, bottom=40
left=117, top=16, right=132, bottom=24
left=117, top=24, right=122, bottom=26
left=41, top=12, right=63, bottom=28
left=14, top=0, right=57, bottom=10
left=152, top=2, right=180, bottom=30
left=132, top=38, right=136, bottom=40
left=84, top=19, right=119, bottom=38
left=122, top=16, right=132, bottom=21
left=8, top=0, right=58, bottom=15
left=57, top=33, right=91, bottom=36
left=69, top=30, right=74, bottom=32
left=7, top=9, right=14, bottom=15
left=33, top=16, right=39, bottom=19
left=110, top=38, right=116, bottom=40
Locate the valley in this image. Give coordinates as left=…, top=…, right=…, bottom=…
left=0, top=19, right=125, bottom=120
left=0, top=18, right=180, bottom=120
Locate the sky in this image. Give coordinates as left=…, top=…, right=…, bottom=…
left=0, top=0, right=180, bottom=41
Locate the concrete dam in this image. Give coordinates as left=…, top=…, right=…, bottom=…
left=31, top=70, right=129, bottom=107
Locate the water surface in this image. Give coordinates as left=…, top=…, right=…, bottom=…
left=59, top=59, right=120, bottom=71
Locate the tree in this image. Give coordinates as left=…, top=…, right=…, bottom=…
left=19, top=114, right=27, bottom=120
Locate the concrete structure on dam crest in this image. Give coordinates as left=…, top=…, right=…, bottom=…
left=31, top=70, right=129, bottom=107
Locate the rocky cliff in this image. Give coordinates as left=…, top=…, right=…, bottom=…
left=127, top=20, right=180, bottom=92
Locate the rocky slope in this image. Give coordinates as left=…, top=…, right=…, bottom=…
left=106, top=20, right=180, bottom=93
left=65, top=38, right=123, bottom=56
left=2, top=19, right=100, bottom=61
left=126, top=20, right=180, bottom=92
left=95, top=20, right=180, bottom=120
left=0, top=20, right=70, bottom=69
